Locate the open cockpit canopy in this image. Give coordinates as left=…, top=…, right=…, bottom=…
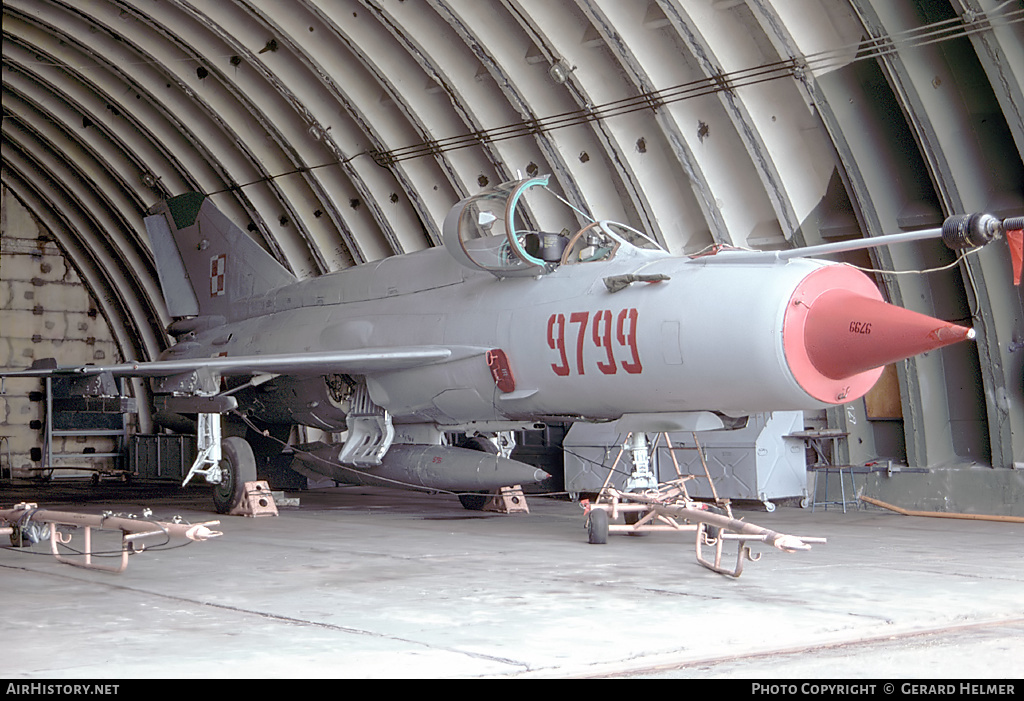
left=442, top=175, right=662, bottom=278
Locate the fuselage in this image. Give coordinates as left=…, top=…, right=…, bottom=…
left=167, top=238, right=841, bottom=431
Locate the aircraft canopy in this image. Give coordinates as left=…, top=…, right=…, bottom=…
left=442, top=175, right=662, bottom=277
left=443, top=175, right=563, bottom=277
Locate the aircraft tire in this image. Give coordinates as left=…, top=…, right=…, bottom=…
left=213, top=437, right=257, bottom=514
left=457, top=436, right=497, bottom=511
left=588, top=508, right=609, bottom=544
left=457, top=493, right=489, bottom=510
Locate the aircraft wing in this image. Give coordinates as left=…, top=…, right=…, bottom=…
left=0, top=346, right=468, bottom=379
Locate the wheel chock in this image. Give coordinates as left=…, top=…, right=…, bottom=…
left=483, top=485, right=529, bottom=514
left=230, top=480, right=279, bottom=517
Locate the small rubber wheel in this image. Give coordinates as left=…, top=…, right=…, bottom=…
left=9, top=526, right=26, bottom=548
left=213, top=437, right=257, bottom=514
left=588, top=508, right=609, bottom=544
left=703, top=504, right=729, bottom=541
left=457, top=436, right=497, bottom=511
left=624, top=510, right=648, bottom=536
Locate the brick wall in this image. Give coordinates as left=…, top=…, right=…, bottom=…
left=1, top=187, right=123, bottom=479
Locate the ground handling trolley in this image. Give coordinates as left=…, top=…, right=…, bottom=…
left=580, top=432, right=825, bottom=577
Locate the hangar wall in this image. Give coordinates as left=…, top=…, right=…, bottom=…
left=0, top=186, right=123, bottom=478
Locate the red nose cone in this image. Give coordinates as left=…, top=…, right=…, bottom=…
left=804, top=290, right=975, bottom=380
left=784, top=265, right=975, bottom=404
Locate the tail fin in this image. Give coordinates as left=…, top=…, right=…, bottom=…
left=144, top=193, right=297, bottom=320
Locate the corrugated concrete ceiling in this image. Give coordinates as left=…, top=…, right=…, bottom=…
left=2, top=0, right=1022, bottom=470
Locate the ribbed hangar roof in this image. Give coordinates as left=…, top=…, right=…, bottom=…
left=2, top=0, right=1023, bottom=469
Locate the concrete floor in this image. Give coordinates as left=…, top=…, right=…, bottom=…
left=2, top=483, right=1022, bottom=679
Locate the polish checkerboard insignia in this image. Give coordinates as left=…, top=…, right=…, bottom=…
left=210, top=254, right=227, bottom=297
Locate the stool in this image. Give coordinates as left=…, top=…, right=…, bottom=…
left=808, top=465, right=858, bottom=513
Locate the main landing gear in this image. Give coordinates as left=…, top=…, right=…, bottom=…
left=183, top=412, right=258, bottom=514
left=212, top=436, right=257, bottom=514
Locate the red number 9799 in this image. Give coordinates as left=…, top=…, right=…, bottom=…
left=546, top=308, right=642, bottom=376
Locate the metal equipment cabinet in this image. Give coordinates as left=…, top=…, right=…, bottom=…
left=563, top=411, right=808, bottom=510
left=43, top=376, right=135, bottom=478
